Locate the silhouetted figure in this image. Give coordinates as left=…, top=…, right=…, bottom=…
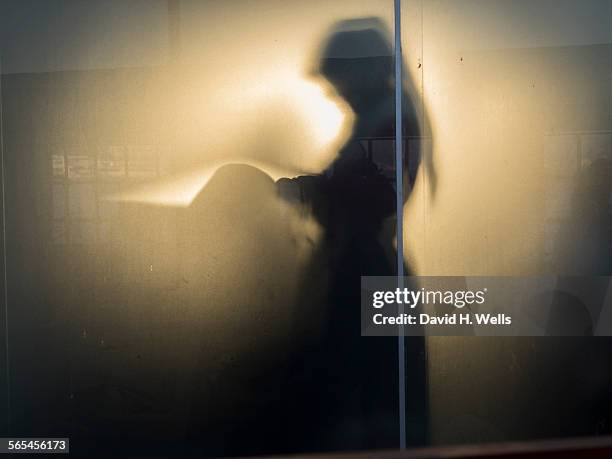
left=181, top=18, right=433, bottom=457
left=277, top=18, right=429, bottom=451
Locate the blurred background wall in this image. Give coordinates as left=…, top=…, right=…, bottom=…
left=0, top=0, right=611, bottom=454
left=406, top=0, right=612, bottom=446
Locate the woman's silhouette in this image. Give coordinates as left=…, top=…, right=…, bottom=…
left=181, top=17, right=434, bottom=456
left=277, top=17, right=431, bottom=451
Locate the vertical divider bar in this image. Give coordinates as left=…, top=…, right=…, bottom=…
left=394, top=0, right=406, bottom=450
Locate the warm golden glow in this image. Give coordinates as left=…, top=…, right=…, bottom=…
left=213, top=64, right=353, bottom=170
left=104, top=159, right=303, bottom=207
left=285, top=75, right=348, bottom=150
left=105, top=61, right=352, bottom=208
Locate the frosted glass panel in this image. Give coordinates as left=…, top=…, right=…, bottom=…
left=0, top=0, right=422, bottom=457
left=403, top=0, right=612, bottom=447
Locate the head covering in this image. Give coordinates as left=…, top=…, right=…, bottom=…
left=319, top=18, right=393, bottom=60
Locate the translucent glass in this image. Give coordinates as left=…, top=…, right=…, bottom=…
left=402, top=0, right=612, bottom=447
left=0, top=0, right=413, bottom=456
left=2, top=0, right=610, bottom=455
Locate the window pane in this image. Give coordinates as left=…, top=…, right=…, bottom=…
left=0, top=1, right=408, bottom=457
left=403, top=0, right=612, bottom=448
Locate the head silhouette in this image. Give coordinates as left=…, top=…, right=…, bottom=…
left=316, top=18, right=394, bottom=114
left=308, top=17, right=437, bottom=199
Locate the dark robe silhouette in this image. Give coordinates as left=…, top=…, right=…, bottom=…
left=180, top=18, right=433, bottom=457
left=275, top=19, right=429, bottom=451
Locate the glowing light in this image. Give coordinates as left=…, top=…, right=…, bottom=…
left=103, top=159, right=301, bottom=207
left=286, top=77, right=347, bottom=149
left=106, top=66, right=350, bottom=208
